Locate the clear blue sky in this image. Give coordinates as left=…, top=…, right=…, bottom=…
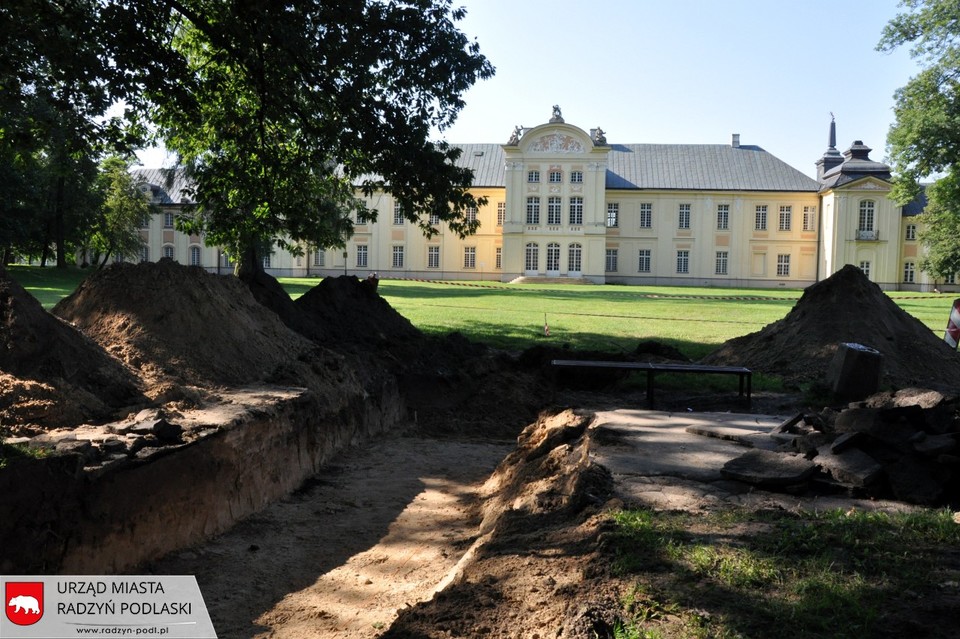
left=138, top=0, right=921, bottom=180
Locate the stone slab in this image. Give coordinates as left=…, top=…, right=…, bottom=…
left=815, top=448, right=883, bottom=487
left=720, top=449, right=817, bottom=487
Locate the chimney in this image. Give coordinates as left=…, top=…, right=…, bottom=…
left=731, top=133, right=740, bottom=148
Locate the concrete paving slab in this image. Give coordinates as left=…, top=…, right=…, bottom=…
left=589, top=410, right=783, bottom=483
left=589, top=409, right=922, bottom=514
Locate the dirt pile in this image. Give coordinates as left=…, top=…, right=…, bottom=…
left=295, top=275, right=421, bottom=346
left=52, top=260, right=322, bottom=390
left=292, top=276, right=546, bottom=438
left=704, top=264, right=960, bottom=389
left=383, top=409, right=622, bottom=638
left=0, top=269, right=143, bottom=431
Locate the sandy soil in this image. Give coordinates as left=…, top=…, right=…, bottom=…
left=144, top=434, right=514, bottom=638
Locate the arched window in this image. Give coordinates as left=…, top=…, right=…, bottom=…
left=546, top=242, right=560, bottom=272
left=524, top=243, right=539, bottom=272
left=162, top=245, right=174, bottom=260
left=568, top=243, right=582, bottom=273
left=189, top=246, right=201, bottom=266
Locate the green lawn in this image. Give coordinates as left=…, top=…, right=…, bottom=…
left=5, top=265, right=90, bottom=309
left=281, top=276, right=955, bottom=360
left=7, top=266, right=955, bottom=361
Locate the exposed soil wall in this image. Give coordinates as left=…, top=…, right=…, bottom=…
left=1, top=383, right=406, bottom=574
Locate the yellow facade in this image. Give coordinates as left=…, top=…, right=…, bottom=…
left=133, top=112, right=939, bottom=291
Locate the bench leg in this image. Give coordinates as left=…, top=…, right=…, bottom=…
left=646, top=371, right=655, bottom=409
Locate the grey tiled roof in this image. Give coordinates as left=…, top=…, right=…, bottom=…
left=606, top=144, right=820, bottom=192
left=131, top=168, right=192, bottom=204
left=450, top=144, right=505, bottom=187
left=451, top=143, right=820, bottom=192
left=135, top=142, right=821, bottom=197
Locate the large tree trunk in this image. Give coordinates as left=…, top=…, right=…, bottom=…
left=98, top=246, right=113, bottom=269
left=55, top=174, right=67, bottom=268
left=235, top=240, right=263, bottom=281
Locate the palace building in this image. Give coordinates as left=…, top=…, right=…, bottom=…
left=133, top=108, right=935, bottom=291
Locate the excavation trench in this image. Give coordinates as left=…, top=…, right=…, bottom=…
left=146, top=433, right=514, bottom=638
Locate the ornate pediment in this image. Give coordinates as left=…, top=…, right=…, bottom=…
left=851, top=181, right=887, bottom=191
left=529, top=131, right=585, bottom=154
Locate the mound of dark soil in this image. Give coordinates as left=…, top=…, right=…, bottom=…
left=53, top=260, right=318, bottom=389
left=294, top=275, right=421, bottom=345
left=703, top=264, right=960, bottom=389
left=0, top=270, right=142, bottom=428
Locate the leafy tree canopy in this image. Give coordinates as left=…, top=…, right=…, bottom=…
left=2, top=1, right=493, bottom=275
left=878, top=0, right=960, bottom=203
left=880, top=0, right=960, bottom=280
left=145, top=0, right=494, bottom=276
left=88, top=156, right=151, bottom=268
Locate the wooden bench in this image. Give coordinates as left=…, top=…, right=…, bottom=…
left=550, top=359, right=752, bottom=408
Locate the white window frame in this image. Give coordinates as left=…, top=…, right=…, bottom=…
left=314, top=251, right=325, bottom=267
left=717, top=204, right=729, bottom=230
left=427, top=245, right=440, bottom=269
left=639, top=203, right=652, bottom=229
left=466, top=206, right=478, bottom=223
left=568, top=243, right=582, bottom=273
left=526, top=197, right=540, bottom=224
left=638, top=249, right=651, bottom=273
left=393, top=202, right=404, bottom=225
left=777, top=254, right=790, bottom=277
left=678, top=204, right=691, bottom=230
left=755, top=205, right=768, bottom=231
left=356, top=245, right=368, bottom=267
left=606, top=202, right=619, bottom=228
left=546, top=242, right=561, bottom=272
left=548, top=170, right=562, bottom=183
left=715, top=251, right=728, bottom=275
left=569, top=197, right=583, bottom=225
left=605, top=249, right=618, bottom=273
left=189, top=246, right=201, bottom=266
left=495, top=247, right=502, bottom=270
left=392, top=245, right=404, bottom=268
left=570, top=171, right=583, bottom=183
left=524, top=243, right=539, bottom=272
left=859, top=260, right=871, bottom=279
left=463, top=246, right=476, bottom=269
left=803, top=206, right=816, bottom=231
left=859, top=200, right=875, bottom=232
left=779, top=206, right=792, bottom=231
left=496, top=202, right=505, bottom=227
left=676, top=250, right=690, bottom=274
left=905, top=223, right=917, bottom=241
left=527, top=170, right=540, bottom=183
left=904, top=261, right=915, bottom=283
left=162, top=245, right=174, bottom=259
left=547, top=196, right=562, bottom=225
